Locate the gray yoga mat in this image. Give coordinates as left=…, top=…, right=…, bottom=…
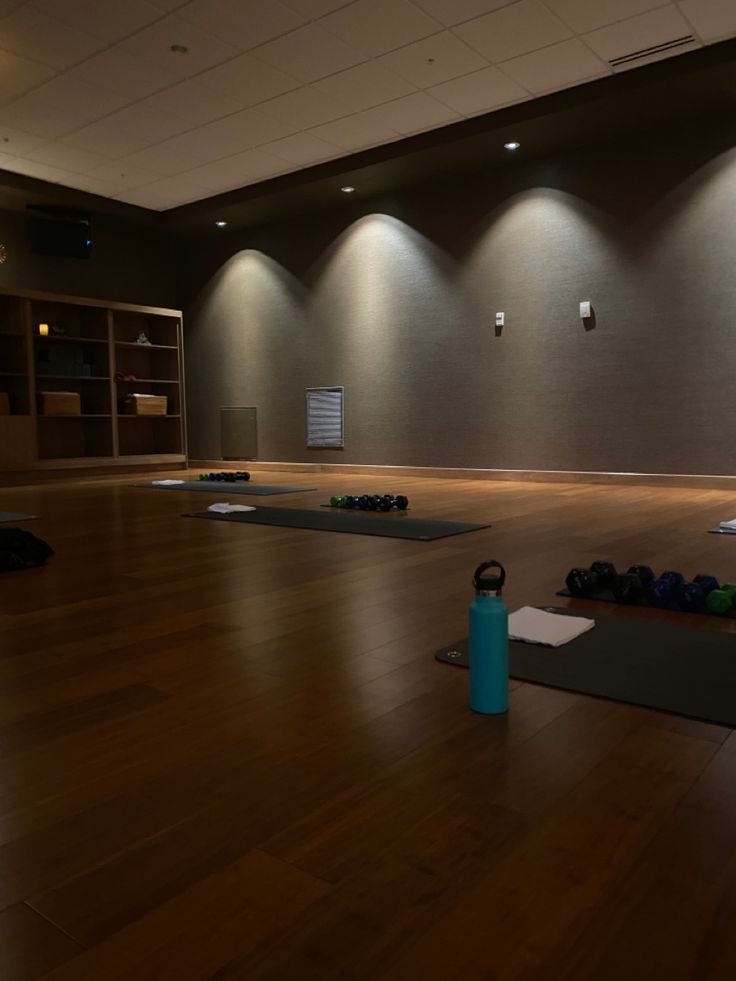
left=436, top=606, right=736, bottom=726
left=0, top=512, right=36, bottom=522
left=135, top=481, right=316, bottom=495
left=709, top=526, right=736, bottom=535
left=188, top=506, right=490, bottom=541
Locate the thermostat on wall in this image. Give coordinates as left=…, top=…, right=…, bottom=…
left=495, top=312, right=504, bottom=327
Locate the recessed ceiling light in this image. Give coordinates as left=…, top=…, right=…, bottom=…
left=504, top=141, right=521, bottom=151
left=341, top=185, right=355, bottom=193
left=170, top=44, right=189, bottom=54
left=215, top=220, right=227, bottom=228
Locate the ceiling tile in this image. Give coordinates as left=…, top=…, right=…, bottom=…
left=314, top=62, right=415, bottom=111
left=454, top=0, right=572, bottom=62
left=140, top=79, right=243, bottom=126
left=137, top=128, right=218, bottom=162
left=259, top=130, right=337, bottom=164
left=104, top=103, right=192, bottom=142
left=85, top=159, right=160, bottom=188
left=28, top=75, right=132, bottom=119
left=194, top=106, right=299, bottom=156
left=309, top=107, right=400, bottom=150
left=0, top=96, right=91, bottom=137
left=118, top=142, right=204, bottom=176
left=0, top=6, right=104, bottom=69
left=0, top=124, right=45, bottom=156
left=584, top=6, right=694, bottom=62
left=112, top=187, right=172, bottom=209
left=677, top=0, right=736, bottom=41
left=501, top=37, right=609, bottom=93
left=544, top=0, right=670, bottom=34
left=378, top=31, right=488, bottom=88
left=252, top=23, right=365, bottom=81
left=320, top=0, right=440, bottom=57
left=411, top=0, right=522, bottom=27
left=26, top=139, right=109, bottom=173
left=197, top=53, right=299, bottom=107
left=183, top=148, right=289, bottom=189
left=61, top=122, right=156, bottom=157
left=177, top=0, right=305, bottom=49
left=32, top=0, right=165, bottom=43
left=0, top=48, right=56, bottom=101
left=259, top=85, right=351, bottom=129
left=365, top=90, right=460, bottom=134
left=114, top=14, right=240, bottom=78
left=281, top=0, right=353, bottom=16
left=2, top=157, right=77, bottom=184
left=428, top=64, right=528, bottom=114
left=60, top=173, right=126, bottom=196
left=132, top=174, right=212, bottom=204
left=70, top=48, right=181, bottom=99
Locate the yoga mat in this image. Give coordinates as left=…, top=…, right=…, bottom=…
left=187, top=506, right=490, bottom=541
left=134, top=481, right=316, bottom=495
left=556, top=586, right=736, bottom=620
left=436, top=606, right=736, bottom=726
left=0, top=512, right=36, bottom=522
left=709, top=526, right=736, bottom=535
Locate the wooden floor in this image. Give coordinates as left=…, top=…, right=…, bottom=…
left=1, top=470, right=736, bottom=980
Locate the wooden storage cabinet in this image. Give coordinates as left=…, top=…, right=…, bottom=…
left=0, top=287, right=186, bottom=474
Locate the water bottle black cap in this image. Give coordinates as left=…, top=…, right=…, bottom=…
left=473, top=560, right=506, bottom=593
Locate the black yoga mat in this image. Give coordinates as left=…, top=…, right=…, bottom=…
left=436, top=606, right=736, bottom=726
left=709, top=526, right=736, bottom=535
left=187, top=506, right=490, bottom=541
left=0, top=512, right=35, bottom=522
left=134, top=481, right=316, bottom=495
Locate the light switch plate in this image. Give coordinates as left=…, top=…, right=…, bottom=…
left=579, top=301, right=591, bottom=319
left=495, top=312, right=505, bottom=327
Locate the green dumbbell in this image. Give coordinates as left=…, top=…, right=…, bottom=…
left=329, top=496, right=340, bottom=507
left=706, top=586, right=736, bottom=615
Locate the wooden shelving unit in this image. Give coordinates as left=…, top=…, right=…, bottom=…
left=0, top=287, right=186, bottom=474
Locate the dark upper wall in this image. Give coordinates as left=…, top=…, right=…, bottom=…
left=177, top=115, right=736, bottom=475
left=0, top=205, right=176, bottom=309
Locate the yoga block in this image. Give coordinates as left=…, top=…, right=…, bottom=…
left=124, top=394, right=167, bottom=416
left=0, top=392, right=9, bottom=415
left=38, top=391, right=81, bottom=415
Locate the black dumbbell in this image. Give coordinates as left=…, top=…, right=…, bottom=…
left=628, top=565, right=655, bottom=586
left=675, top=581, right=707, bottom=613
left=395, top=495, right=409, bottom=510
left=565, top=567, right=599, bottom=597
left=590, top=561, right=617, bottom=589
left=612, top=572, right=644, bottom=604
left=693, top=574, right=719, bottom=595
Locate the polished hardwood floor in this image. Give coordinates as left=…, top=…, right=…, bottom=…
left=1, top=470, right=736, bottom=980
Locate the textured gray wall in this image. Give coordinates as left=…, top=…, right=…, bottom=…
left=181, top=124, right=736, bottom=475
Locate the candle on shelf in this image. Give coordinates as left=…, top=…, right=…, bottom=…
left=38, top=323, right=49, bottom=336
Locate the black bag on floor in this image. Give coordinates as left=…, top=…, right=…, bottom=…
left=0, top=528, right=54, bottom=571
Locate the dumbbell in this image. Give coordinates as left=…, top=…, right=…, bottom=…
left=358, top=495, right=370, bottom=510
left=329, top=496, right=340, bottom=508
left=645, top=577, right=675, bottom=608
left=706, top=583, right=736, bottom=615
left=693, top=574, right=719, bottom=595
left=565, top=567, right=600, bottom=597
left=235, top=471, right=250, bottom=481
left=675, top=581, right=707, bottom=613
left=590, top=561, right=617, bottom=589
left=199, top=473, right=208, bottom=481
left=612, top=572, right=644, bottom=604
left=395, top=495, right=409, bottom=510
left=628, top=565, right=655, bottom=586
left=345, top=496, right=356, bottom=509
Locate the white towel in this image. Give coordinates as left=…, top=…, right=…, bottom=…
left=207, top=502, right=256, bottom=513
left=508, top=606, right=595, bottom=648
left=719, top=518, right=736, bottom=529
left=152, top=479, right=185, bottom=485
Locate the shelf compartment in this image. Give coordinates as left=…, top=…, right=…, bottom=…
left=36, top=377, right=111, bottom=414
left=31, top=299, right=108, bottom=341
left=0, top=375, right=30, bottom=414
left=37, top=416, right=113, bottom=460
left=36, top=334, right=109, bottom=380
left=0, top=332, right=27, bottom=375
left=117, top=415, right=183, bottom=457
left=113, top=310, right=180, bottom=347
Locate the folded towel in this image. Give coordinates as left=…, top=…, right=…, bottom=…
left=152, top=479, right=185, bottom=486
left=207, top=502, right=256, bottom=514
left=719, top=518, right=736, bottom=529
left=508, top=606, right=595, bottom=648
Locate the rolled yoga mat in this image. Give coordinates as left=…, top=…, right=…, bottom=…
left=436, top=606, right=736, bottom=727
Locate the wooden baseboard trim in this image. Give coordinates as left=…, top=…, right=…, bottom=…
left=0, top=462, right=185, bottom=486
left=190, top=460, right=736, bottom=490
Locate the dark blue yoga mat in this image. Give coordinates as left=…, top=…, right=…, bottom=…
left=188, top=506, right=490, bottom=541
left=0, top=512, right=36, bottom=522
left=135, top=481, right=315, bottom=495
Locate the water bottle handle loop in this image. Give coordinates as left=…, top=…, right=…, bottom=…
left=473, top=560, right=506, bottom=592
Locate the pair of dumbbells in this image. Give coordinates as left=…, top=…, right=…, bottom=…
left=567, top=561, right=657, bottom=604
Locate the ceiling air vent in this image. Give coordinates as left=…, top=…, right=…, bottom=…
left=608, top=34, right=695, bottom=68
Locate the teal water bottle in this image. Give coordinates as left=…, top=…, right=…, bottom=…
left=469, top=560, right=509, bottom=714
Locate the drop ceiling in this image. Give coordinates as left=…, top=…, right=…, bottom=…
left=0, top=0, right=733, bottom=211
